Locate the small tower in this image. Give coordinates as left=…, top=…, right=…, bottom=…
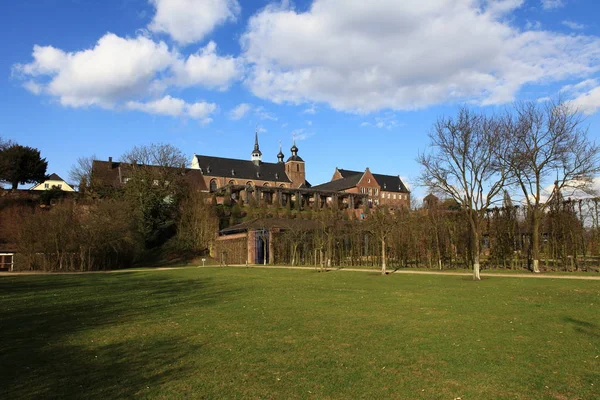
left=285, top=138, right=306, bottom=187
left=251, top=130, right=262, bottom=165
left=277, top=141, right=285, bottom=163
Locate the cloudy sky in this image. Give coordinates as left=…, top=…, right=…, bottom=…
left=3, top=0, right=600, bottom=195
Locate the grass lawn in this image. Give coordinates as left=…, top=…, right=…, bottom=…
left=1, top=268, right=599, bottom=399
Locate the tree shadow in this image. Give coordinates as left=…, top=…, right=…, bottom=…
left=562, top=316, right=599, bottom=339
left=0, top=273, right=239, bottom=398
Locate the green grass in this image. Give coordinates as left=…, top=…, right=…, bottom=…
left=1, top=268, right=599, bottom=399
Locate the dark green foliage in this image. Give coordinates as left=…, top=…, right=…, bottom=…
left=39, top=187, right=65, bottom=206
left=0, top=144, right=48, bottom=189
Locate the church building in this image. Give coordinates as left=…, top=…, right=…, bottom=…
left=190, top=132, right=310, bottom=191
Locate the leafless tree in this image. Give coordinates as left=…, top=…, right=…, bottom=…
left=499, top=100, right=600, bottom=273
left=365, top=206, right=397, bottom=275
left=418, top=108, right=508, bottom=280
left=69, top=155, right=96, bottom=192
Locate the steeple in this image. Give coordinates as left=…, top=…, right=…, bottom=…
left=287, top=137, right=304, bottom=162
left=251, top=129, right=262, bottom=165
left=277, top=141, right=285, bottom=163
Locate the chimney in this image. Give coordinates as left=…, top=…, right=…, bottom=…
left=108, top=157, right=113, bottom=169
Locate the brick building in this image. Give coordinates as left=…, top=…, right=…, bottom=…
left=190, top=132, right=309, bottom=191
left=91, top=133, right=409, bottom=211
left=312, top=167, right=410, bottom=209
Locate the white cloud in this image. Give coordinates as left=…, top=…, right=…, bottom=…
left=569, top=85, right=600, bottom=115
left=560, top=78, right=598, bottom=96
left=291, top=128, right=313, bottom=141
left=525, top=20, right=542, bottom=30
left=562, top=20, right=585, bottom=30
left=126, top=95, right=216, bottom=123
left=241, top=0, right=600, bottom=112
left=360, top=113, right=399, bottom=129
left=254, top=106, right=277, bottom=120
left=229, top=103, right=252, bottom=119
left=14, top=32, right=240, bottom=119
left=148, top=0, right=240, bottom=45
left=541, top=0, right=565, bottom=10
left=302, top=105, right=317, bottom=114
left=13, top=33, right=174, bottom=108
left=171, top=41, right=241, bottom=89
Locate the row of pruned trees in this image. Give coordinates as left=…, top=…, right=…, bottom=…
left=418, top=100, right=600, bottom=279
left=267, top=191, right=600, bottom=276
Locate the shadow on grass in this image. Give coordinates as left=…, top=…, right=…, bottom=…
left=563, top=316, right=599, bottom=339
left=0, top=273, right=238, bottom=399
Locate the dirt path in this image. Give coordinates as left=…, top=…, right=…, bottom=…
left=3, top=264, right=600, bottom=280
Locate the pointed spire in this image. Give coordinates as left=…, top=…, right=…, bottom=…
left=277, top=140, right=285, bottom=163
left=254, top=128, right=260, bottom=152
left=251, top=127, right=262, bottom=164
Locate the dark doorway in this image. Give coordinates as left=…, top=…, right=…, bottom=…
left=255, top=230, right=269, bottom=264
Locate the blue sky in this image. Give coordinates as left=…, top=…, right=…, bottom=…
left=2, top=0, right=600, bottom=197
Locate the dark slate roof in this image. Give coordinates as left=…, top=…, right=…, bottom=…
left=47, top=173, right=65, bottom=181
left=373, top=174, right=410, bottom=193
left=286, top=155, right=304, bottom=162
left=311, top=173, right=363, bottom=192
left=220, top=218, right=319, bottom=235
left=194, top=155, right=291, bottom=183
left=320, top=168, right=410, bottom=193
left=91, top=160, right=207, bottom=190
left=337, top=169, right=362, bottom=178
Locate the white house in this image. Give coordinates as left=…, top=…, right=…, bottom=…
left=29, top=173, right=75, bottom=192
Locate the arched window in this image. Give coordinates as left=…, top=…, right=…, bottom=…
left=296, top=164, right=300, bottom=172
left=279, top=184, right=285, bottom=188
left=228, top=180, right=236, bottom=185
left=263, top=183, right=270, bottom=187
left=210, top=179, right=218, bottom=192
left=246, top=181, right=254, bottom=187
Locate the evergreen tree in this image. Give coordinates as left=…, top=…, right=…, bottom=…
left=0, top=144, right=48, bottom=189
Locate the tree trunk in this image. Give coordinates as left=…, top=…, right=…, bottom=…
left=473, top=252, right=481, bottom=280
left=470, top=214, right=481, bottom=281
left=381, top=237, right=387, bottom=275
left=532, top=211, right=541, bottom=273
left=11, top=181, right=18, bottom=190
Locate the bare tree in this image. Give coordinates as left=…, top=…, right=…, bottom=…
left=365, top=206, right=396, bottom=275
left=500, top=100, right=600, bottom=273
left=69, top=155, right=96, bottom=192
left=418, top=108, right=508, bottom=280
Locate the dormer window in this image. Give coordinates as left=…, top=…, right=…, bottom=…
left=231, top=169, right=235, bottom=176
left=207, top=166, right=211, bottom=173
left=275, top=173, right=279, bottom=179
left=256, top=172, right=260, bottom=178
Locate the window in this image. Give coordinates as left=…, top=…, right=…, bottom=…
left=387, top=193, right=390, bottom=199
left=57, top=184, right=62, bottom=189
left=44, top=183, right=49, bottom=188
left=296, top=164, right=300, bottom=172
left=393, top=194, right=396, bottom=199
left=210, top=179, right=218, bottom=192
left=246, top=181, right=253, bottom=187
left=264, top=183, right=269, bottom=187
left=229, top=180, right=236, bottom=185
